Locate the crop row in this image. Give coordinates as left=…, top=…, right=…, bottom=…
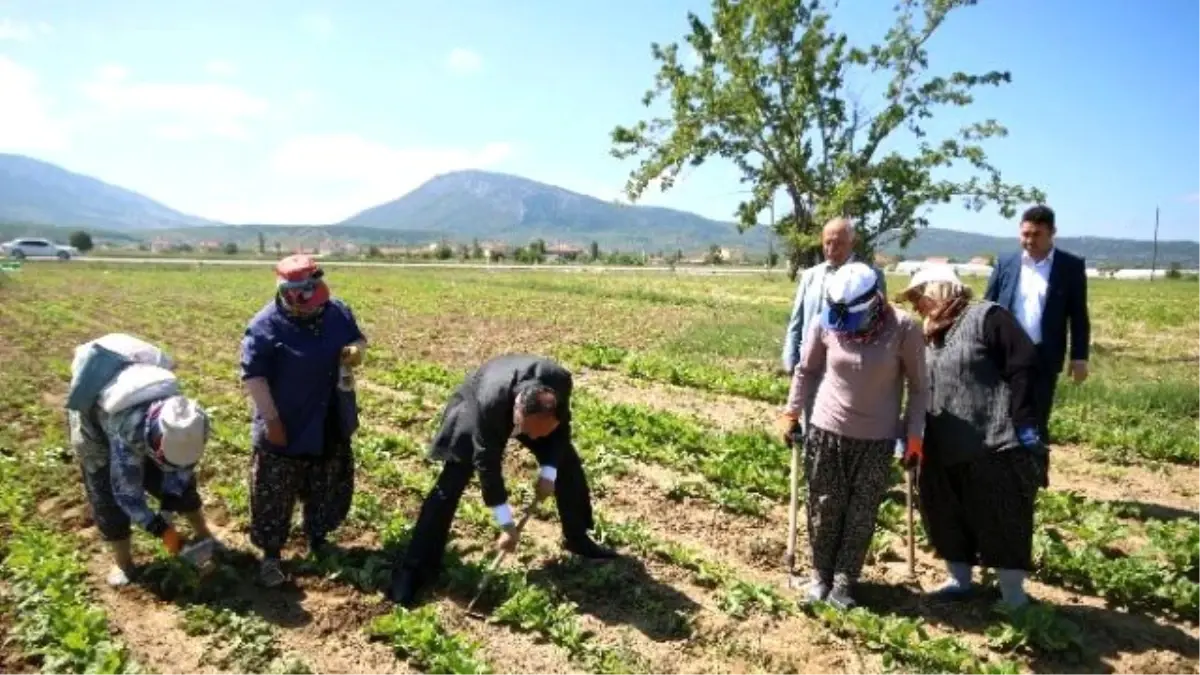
left=555, top=341, right=1200, bottom=466
left=0, top=448, right=138, bottom=674
left=0, top=290, right=1190, bottom=673
left=354, top=366, right=1040, bottom=672
left=361, top=356, right=1200, bottom=620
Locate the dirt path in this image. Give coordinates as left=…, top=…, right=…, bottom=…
left=576, top=368, right=777, bottom=431
left=1048, top=444, right=1199, bottom=514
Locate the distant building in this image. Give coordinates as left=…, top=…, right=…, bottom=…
left=545, top=243, right=584, bottom=262
left=480, top=241, right=510, bottom=261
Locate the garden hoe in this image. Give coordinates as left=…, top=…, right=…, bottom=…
left=905, top=467, right=916, bottom=579
left=784, top=426, right=803, bottom=591
left=466, top=494, right=545, bottom=621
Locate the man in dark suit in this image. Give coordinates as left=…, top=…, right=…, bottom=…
left=984, top=205, right=1091, bottom=454
left=388, top=353, right=616, bottom=606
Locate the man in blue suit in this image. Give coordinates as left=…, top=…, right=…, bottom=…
left=984, top=205, right=1090, bottom=455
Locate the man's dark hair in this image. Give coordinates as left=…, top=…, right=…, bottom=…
left=1021, top=205, right=1056, bottom=233
left=517, top=384, right=559, bottom=418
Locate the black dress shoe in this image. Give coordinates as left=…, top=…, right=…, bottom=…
left=563, top=536, right=617, bottom=559
left=388, top=569, right=420, bottom=607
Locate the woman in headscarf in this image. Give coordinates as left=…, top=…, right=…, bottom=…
left=895, top=265, right=1046, bottom=610
left=776, top=262, right=928, bottom=610
left=67, top=333, right=219, bottom=586
left=240, top=255, right=368, bottom=587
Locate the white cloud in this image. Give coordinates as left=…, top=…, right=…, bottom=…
left=299, top=12, right=333, bottom=40
left=446, top=48, right=483, bottom=75
left=0, top=18, right=52, bottom=42
left=201, top=134, right=513, bottom=224
left=1181, top=192, right=1199, bottom=204
left=205, top=60, right=238, bottom=77
left=82, top=64, right=268, bottom=140
left=0, top=56, right=69, bottom=151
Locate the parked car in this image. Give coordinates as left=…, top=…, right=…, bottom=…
left=0, top=238, right=79, bottom=260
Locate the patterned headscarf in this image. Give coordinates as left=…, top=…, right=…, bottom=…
left=822, top=262, right=890, bottom=344
left=275, top=254, right=330, bottom=317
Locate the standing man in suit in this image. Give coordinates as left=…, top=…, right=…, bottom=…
left=781, top=218, right=887, bottom=386
left=985, top=205, right=1091, bottom=458
left=388, top=354, right=616, bottom=606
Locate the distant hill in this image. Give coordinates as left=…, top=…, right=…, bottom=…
left=877, top=228, right=1199, bottom=268
left=338, top=169, right=773, bottom=251
left=0, top=153, right=215, bottom=231
left=0, top=155, right=1194, bottom=267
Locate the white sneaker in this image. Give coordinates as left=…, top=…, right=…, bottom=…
left=106, top=565, right=133, bottom=587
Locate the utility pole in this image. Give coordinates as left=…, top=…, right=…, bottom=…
left=1150, top=206, right=1160, bottom=281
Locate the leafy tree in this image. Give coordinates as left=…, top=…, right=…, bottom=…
left=222, top=242, right=238, bottom=255
left=68, top=230, right=93, bottom=252
left=367, top=245, right=383, bottom=258
left=257, top=231, right=266, bottom=255
left=589, top=241, right=601, bottom=261
left=471, top=238, right=483, bottom=259
left=434, top=242, right=454, bottom=260
left=766, top=239, right=779, bottom=268
left=610, top=0, right=1045, bottom=279
left=705, top=243, right=725, bottom=265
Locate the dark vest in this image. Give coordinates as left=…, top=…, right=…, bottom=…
left=925, top=301, right=1019, bottom=466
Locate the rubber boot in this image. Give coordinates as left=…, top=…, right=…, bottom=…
left=259, top=548, right=287, bottom=588
left=107, top=539, right=136, bottom=587
left=803, top=569, right=832, bottom=604
left=827, top=573, right=856, bottom=610
left=929, top=561, right=974, bottom=600
left=996, top=568, right=1029, bottom=609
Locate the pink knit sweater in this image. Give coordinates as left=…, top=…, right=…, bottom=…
left=785, top=307, right=929, bottom=441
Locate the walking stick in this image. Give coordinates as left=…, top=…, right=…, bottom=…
left=785, top=426, right=802, bottom=589
left=905, top=466, right=916, bottom=580
left=466, top=494, right=544, bottom=619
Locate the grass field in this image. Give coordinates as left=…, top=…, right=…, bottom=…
left=0, top=262, right=1197, bottom=674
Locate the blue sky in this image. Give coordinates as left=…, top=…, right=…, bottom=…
left=0, top=0, right=1196, bottom=241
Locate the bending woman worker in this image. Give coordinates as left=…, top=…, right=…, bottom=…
left=778, top=262, right=928, bottom=610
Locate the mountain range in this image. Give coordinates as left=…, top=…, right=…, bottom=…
left=0, top=153, right=1196, bottom=267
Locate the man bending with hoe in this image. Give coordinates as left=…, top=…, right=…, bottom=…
left=388, top=353, right=616, bottom=607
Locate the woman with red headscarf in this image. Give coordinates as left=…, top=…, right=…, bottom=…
left=239, top=254, right=368, bottom=587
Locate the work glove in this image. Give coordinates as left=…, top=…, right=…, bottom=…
left=775, top=413, right=800, bottom=447
left=900, top=436, right=923, bottom=470
left=1017, top=426, right=1050, bottom=488
left=161, top=524, right=184, bottom=556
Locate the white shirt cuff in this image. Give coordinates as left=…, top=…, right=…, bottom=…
left=491, top=503, right=514, bottom=528
left=539, top=465, right=558, bottom=482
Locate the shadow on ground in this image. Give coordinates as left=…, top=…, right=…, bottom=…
left=854, top=580, right=1199, bottom=675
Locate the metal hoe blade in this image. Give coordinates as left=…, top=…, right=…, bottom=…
left=465, top=495, right=544, bottom=620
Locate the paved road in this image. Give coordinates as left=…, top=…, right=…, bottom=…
left=58, top=256, right=788, bottom=276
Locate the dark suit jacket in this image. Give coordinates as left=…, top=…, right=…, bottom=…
left=428, top=354, right=573, bottom=507
left=984, top=248, right=1090, bottom=374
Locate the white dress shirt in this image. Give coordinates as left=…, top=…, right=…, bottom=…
left=1014, top=249, right=1054, bottom=345
left=491, top=423, right=558, bottom=527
